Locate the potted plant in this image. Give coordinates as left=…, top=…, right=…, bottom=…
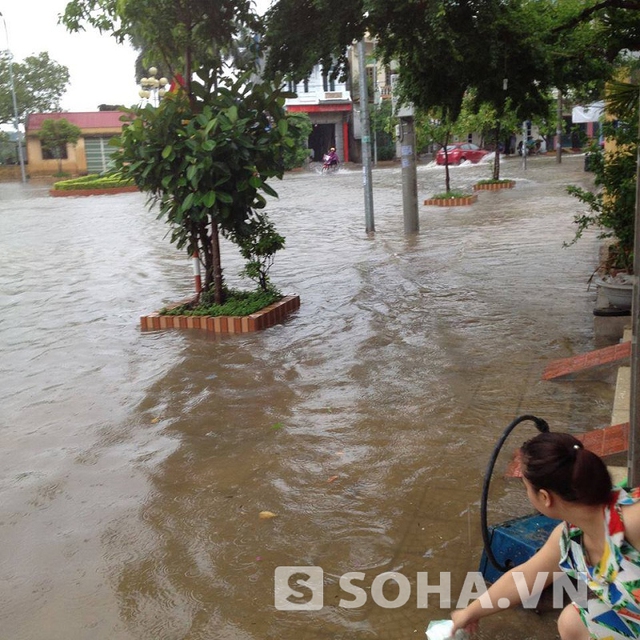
left=566, top=111, right=636, bottom=310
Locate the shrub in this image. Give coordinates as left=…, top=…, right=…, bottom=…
left=161, top=287, right=281, bottom=316
left=53, top=173, right=135, bottom=191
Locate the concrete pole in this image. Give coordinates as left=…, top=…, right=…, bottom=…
left=400, top=116, right=419, bottom=234
left=522, top=121, right=527, bottom=170
left=358, top=38, right=374, bottom=234
left=1, top=13, right=26, bottom=183
left=627, top=91, right=640, bottom=486
left=556, top=90, right=563, bottom=164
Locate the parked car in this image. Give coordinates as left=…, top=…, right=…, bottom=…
left=436, top=142, right=489, bottom=165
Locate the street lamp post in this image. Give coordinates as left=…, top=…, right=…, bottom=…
left=138, top=67, right=169, bottom=107
left=0, top=11, right=26, bottom=183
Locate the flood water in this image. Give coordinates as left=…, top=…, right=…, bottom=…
left=0, top=155, right=617, bottom=639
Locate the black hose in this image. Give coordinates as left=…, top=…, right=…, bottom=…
left=480, top=415, right=550, bottom=572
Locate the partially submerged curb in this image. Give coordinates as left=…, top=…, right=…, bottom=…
left=140, top=294, right=301, bottom=334
left=423, top=194, right=477, bottom=207
left=50, top=186, right=139, bottom=197
left=473, top=180, right=515, bottom=191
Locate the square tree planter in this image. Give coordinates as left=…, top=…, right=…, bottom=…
left=423, top=194, right=477, bottom=206
left=473, top=180, right=515, bottom=191
left=140, top=294, right=300, bottom=334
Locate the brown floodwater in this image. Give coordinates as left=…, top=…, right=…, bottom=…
left=0, top=155, right=617, bottom=639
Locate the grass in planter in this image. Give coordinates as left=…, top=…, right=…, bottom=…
left=53, top=173, right=135, bottom=191
left=161, top=287, right=282, bottom=317
left=430, top=190, right=472, bottom=199
left=475, top=178, right=514, bottom=185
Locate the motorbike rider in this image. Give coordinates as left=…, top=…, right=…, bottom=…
left=325, top=147, right=339, bottom=167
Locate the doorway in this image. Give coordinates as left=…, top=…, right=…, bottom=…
left=308, top=124, right=335, bottom=161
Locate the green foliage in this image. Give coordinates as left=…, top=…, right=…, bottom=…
left=61, top=0, right=302, bottom=307
left=282, top=112, right=313, bottom=169
left=61, top=0, right=263, bottom=82
left=226, top=215, right=285, bottom=291
left=161, top=287, right=282, bottom=316
left=38, top=119, right=81, bottom=152
left=52, top=173, right=135, bottom=190
left=113, top=69, right=300, bottom=298
left=371, top=99, right=396, bottom=161
left=0, top=52, right=70, bottom=126
left=38, top=118, right=82, bottom=174
left=0, top=131, right=17, bottom=164
left=475, top=178, right=515, bottom=186
left=431, top=190, right=472, bottom=199
left=414, top=107, right=459, bottom=192
left=566, top=120, right=637, bottom=273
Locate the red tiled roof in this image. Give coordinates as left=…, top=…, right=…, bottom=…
left=26, top=111, right=128, bottom=132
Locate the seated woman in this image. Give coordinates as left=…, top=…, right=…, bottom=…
left=452, top=432, right=640, bottom=640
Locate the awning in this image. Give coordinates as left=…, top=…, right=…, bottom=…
left=572, top=102, right=604, bottom=123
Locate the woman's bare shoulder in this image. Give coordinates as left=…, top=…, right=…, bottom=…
left=620, top=500, right=640, bottom=549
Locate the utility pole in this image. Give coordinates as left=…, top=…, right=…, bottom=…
left=1, top=12, right=26, bottom=183
left=556, top=90, right=563, bottom=164
left=390, top=73, right=418, bottom=234
left=358, top=38, right=374, bottom=234
left=627, top=91, right=640, bottom=485
left=399, top=115, right=419, bottom=234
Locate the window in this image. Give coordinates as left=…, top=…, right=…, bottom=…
left=41, top=142, right=67, bottom=160
left=322, top=72, right=335, bottom=92
left=303, top=78, right=309, bottom=93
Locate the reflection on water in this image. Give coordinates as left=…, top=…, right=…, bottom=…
left=0, top=157, right=614, bottom=639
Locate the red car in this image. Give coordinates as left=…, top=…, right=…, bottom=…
left=436, top=142, right=489, bottom=165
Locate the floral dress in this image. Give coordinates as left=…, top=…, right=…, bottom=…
left=559, top=488, right=640, bottom=639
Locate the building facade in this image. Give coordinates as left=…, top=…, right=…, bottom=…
left=25, top=111, right=124, bottom=176
left=284, top=66, right=353, bottom=163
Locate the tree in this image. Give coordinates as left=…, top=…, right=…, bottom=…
left=61, top=0, right=263, bottom=87
left=62, top=0, right=304, bottom=305
left=566, top=117, right=637, bottom=274
left=0, top=130, right=15, bottom=164
left=263, top=0, right=640, bottom=188
left=0, top=52, right=70, bottom=126
left=263, top=0, right=556, bottom=190
left=282, top=111, right=313, bottom=169
left=38, top=118, right=81, bottom=175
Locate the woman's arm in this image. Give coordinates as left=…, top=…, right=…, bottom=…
left=451, top=523, right=564, bottom=632
left=621, top=500, right=640, bottom=551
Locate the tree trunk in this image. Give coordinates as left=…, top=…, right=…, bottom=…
left=444, top=131, right=451, bottom=193
left=197, top=221, right=213, bottom=294
left=493, top=123, right=501, bottom=181
left=210, top=219, right=224, bottom=305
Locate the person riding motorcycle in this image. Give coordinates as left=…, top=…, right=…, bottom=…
left=324, top=147, right=339, bottom=169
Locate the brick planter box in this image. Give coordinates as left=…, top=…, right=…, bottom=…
left=423, top=194, right=477, bottom=207
left=140, top=294, right=300, bottom=334
left=50, top=186, right=139, bottom=197
left=473, top=180, right=515, bottom=191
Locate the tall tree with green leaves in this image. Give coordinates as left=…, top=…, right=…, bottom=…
left=264, top=0, right=640, bottom=186
left=61, top=0, right=303, bottom=305
left=264, top=0, right=555, bottom=190
left=0, top=52, right=70, bottom=126
left=38, top=118, right=81, bottom=175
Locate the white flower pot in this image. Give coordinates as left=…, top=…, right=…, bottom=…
left=594, top=274, right=634, bottom=310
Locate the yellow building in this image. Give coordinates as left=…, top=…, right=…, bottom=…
left=25, top=111, right=125, bottom=176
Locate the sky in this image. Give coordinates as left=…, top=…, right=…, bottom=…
left=1, top=0, right=274, bottom=114
left=1, top=0, right=141, bottom=112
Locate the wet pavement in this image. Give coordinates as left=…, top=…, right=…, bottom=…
left=0, top=155, right=617, bottom=639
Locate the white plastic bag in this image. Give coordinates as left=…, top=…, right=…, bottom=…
left=425, top=619, right=469, bottom=640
